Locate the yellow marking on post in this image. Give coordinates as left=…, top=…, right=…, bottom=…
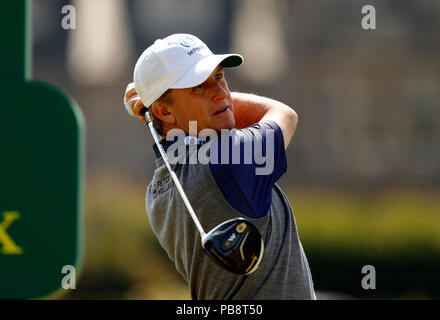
left=0, top=211, right=23, bottom=255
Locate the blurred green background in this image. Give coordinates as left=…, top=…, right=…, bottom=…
left=59, top=176, right=439, bottom=299
left=29, top=0, right=440, bottom=299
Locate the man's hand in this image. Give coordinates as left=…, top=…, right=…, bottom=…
left=124, top=82, right=146, bottom=121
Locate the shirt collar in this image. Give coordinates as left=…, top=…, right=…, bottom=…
left=152, top=134, right=204, bottom=159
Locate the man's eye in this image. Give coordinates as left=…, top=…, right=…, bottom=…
left=192, top=83, right=203, bottom=92
left=215, top=72, right=223, bottom=80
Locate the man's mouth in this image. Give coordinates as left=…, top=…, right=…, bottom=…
left=214, top=106, right=228, bottom=115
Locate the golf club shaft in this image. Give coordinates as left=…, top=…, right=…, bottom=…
left=142, top=108, right=207, bottom=238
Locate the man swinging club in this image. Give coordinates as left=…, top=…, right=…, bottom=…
left=123, top=33, right=315, bottom=300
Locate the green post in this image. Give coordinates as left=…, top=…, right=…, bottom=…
left=0, top=0, right=85, bottom=299
left=0, top=0, right=31, bottom=80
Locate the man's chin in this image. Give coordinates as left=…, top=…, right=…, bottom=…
left=213, top=118, right=235, bottom=132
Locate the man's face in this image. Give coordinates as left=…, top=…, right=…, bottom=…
left=165, top=66, right=235, bottom=135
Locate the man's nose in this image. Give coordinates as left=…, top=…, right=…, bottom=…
left=208, top=79, right=227, bottom=101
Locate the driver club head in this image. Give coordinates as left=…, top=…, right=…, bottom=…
left=201, top=218, right=264, bottom=275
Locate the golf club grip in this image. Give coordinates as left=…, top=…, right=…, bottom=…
left=141, top=107, right=150, bottom=122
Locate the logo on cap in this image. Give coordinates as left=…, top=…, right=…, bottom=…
left=179, top=36, right=196, bottom=48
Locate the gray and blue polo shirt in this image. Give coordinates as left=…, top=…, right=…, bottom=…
left=146, top=120, right=316, bottom=299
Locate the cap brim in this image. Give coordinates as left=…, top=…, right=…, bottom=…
left=170, top=54, right=243, bottom=89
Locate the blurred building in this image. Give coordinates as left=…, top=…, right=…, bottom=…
left=280, top=0, right=440, bottom=187
left=33, top=0, right=440, bottom=187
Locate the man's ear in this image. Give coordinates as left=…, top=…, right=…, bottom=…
left=151, top=101, right=175, bottom=124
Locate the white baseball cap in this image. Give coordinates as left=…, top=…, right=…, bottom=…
left=133, top=33, right=243, bottom=109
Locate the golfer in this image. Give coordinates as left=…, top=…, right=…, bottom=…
left=124, top=33, right=316, bottom=300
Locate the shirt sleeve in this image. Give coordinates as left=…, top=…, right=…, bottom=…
left=209, top=120, right=288, bottom=218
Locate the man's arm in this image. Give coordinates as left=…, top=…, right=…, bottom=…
left=124, top=84, right=299, bottom=146
left=231, top=92, right=298, bottom=150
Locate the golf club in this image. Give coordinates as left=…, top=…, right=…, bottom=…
left=141, top=107, right=264, bottom=275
